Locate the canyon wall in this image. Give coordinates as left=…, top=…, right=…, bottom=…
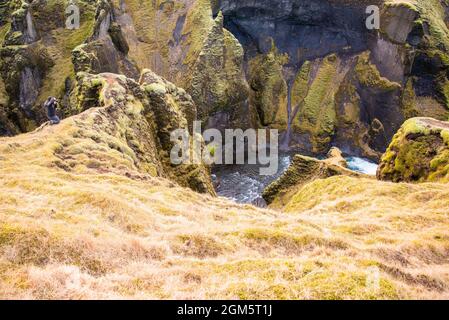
left=1, top=0, right=449, bottom=160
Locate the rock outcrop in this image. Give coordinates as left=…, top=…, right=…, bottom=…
left=188, top=12, right=255, bottom=130
left=377, top=117, right=449, bottom=183
left=72, top=0, right=139, bottom=79
left=64, top=71, right=215, bottom=195
left=0, top=0, right=96, bottom=132
left=262, top=147, right=363, bottom=206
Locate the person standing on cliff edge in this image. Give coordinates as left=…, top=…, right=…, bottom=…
left=44, top=96, right=60, bottom=125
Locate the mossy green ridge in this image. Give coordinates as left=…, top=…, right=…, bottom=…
left=188, top=12, right=254, bottom=128
left=382, top=0, right=449, bottom=109
left=248, top=41, right=289, bottom=128
left=293, top=54, right=340, bottom=154
left=378, top=117, right=449, bottom=182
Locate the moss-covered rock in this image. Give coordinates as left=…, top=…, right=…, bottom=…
left=262, top=147, right=363, bottom=206
left=68, top=71, right=215, bottom=195
left=248, top=41, right=288, bottom=129
left=291, top=54, right=340, bottom=153
left=0, top=43, right=54, bottom=129
left=0, top=0, right=97, bottom=132
left=188, top=12, right=254, bottom=129
left=72, top=0, right=139, bottom=79
left=355, top=52, right=402, bottom=91
left=140, top=69, right=195, bottom=148
left=122, top=0, right=214, bottom=88
left=378, top=117, right=449, bottom=182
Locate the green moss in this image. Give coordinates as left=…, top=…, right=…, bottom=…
left=401, top=118, right=429, bottom=135
left=0, top=23, right=10, bottom=43
left=248, top=40, right=289, bottom=128
left=430, top=149, right=449, bottom=169
left=401, top=78, right=420, bottom=119
left=144, top=83, right=167, bottom=96
left=392, top=138, right=437, bottom=180
left=291, top=61, right=312, bottom=110
left=355, top=51, right=401, bottom=90
left=181, top=0, right=214, bottom=73
left=378, top=118, right=449, bottom=182
left=441, top=129, right=449, bottom=145
left=294, top=54, right=339, bottom=153
left=414, top=0, right=449, bottom=55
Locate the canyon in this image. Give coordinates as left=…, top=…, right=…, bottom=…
left=0, top=0, right=449, bottom=299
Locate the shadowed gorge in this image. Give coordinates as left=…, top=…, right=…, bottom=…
left=215, top=0, right=449, bottom=159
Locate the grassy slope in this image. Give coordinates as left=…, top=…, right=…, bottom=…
left=0, top=108, right=449, bottom=299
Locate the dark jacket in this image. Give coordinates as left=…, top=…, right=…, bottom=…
left=45, top=98, right=57, bottom=118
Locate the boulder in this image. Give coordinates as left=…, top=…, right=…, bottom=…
left=326, top=147, right=348, bottom=168
left=377, top=117, right=449, bottom=183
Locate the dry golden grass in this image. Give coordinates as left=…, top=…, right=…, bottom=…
left=1, top=106, right=449, bottom=299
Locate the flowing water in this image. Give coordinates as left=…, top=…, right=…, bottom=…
left=346, top=157, right=379, bottom=176
left=213, top=154, right=378, bottom=205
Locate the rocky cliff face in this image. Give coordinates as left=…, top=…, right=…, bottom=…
left=1, top=0, right=449, bottom=161
left=216, top=0, right=449, bottom=159
left=0, top=0, right=96, bottom=133
left=0, top=0, right=254, bottom=135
